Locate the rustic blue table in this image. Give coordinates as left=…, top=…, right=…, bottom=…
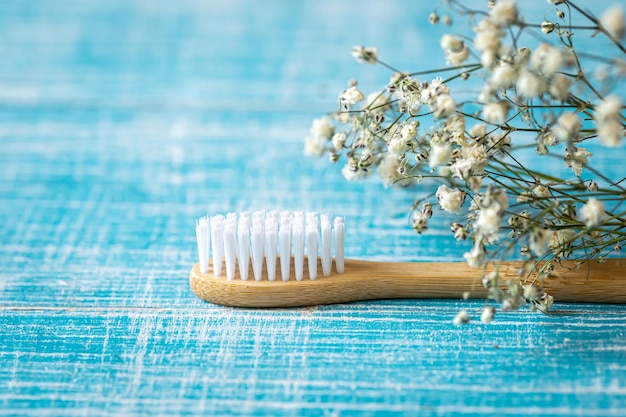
left=1, top=1, right=625, bottom=416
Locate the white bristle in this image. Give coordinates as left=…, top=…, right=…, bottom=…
left=320, top=214, right=332, bottom=277
left=279, top=215, right=292, bottom=281
left=306, top=211, right=318, bottom=230
left=265, top=217, right=278, bottom=281
left=237, top=219, right=250, bottom=281
left=251, top=221, right=264, bottom=281
left=195, top=216, right=210, bottom=274
left=197, top=210, right=346, bottom=281
left=306, top=223, right=318, bottom=280
left=226, top=212, right=237, bottom=225
left=223, top=224, right=237, bottom=280
left=253, top=209, right=264, bottom=217
left=236, top=213, right=248, bottom=258
left=292, top=218, right=305, bottom=281
left=226, top=213, right=238, bottom=262
left=334, top=217, right=345, bottom=274
left=210, top=215, right=225, bottom=277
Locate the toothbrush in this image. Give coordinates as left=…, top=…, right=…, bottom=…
left=191, top=211, right=626, bottom=307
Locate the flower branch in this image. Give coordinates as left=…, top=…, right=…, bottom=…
left=304, top=0, right=626, bottom=320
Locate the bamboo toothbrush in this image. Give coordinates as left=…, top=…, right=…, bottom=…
left=190, top=211, right=626, bottom=307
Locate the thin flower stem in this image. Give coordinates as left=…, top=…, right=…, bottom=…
left=565, top=0, right=626, bottom=54
left=409, top=63, right=482, bottom=77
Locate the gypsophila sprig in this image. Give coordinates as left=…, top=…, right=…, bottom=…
left=305, top=0, right=626, bottom=320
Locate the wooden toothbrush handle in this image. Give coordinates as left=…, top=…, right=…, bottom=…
left=356, top=258, right=626, bottom=304
left=189, top=258, right=626, bottom=307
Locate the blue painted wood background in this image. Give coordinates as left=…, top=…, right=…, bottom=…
left=1, top=0, right=625, bottom=415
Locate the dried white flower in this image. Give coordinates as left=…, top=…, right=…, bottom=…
left=377, top=154, right=405, bottom=188
left=523, top=284, right=542, bottom=301
left=501, top=297, right=522, bottom=312
left=444, top=114, right=466, bottom=144
left=530, top=228, right=553, bottom=256
left=333, top=110, right=352, bottom=124
left=412, top=211, right=429, bottom=233
left=552, top=112, right=581, bottom=142
left=580, top=198, right=606, bottom=228
left=310, top=116, right=334, bottom=139
left=481, top=49, right=497, bottom=67
left=339, top=86, right=365, bottom=106
left=420, top=77, right=450, bottom=106
left=351, top=46, right=379, bottom=64
left=366, top=91, right=390, bottom=111
left=531, top=44, right=563, bottom=76
left=447, top=45, right=471, bottom=66
left=469, top=124, right=487, bottom=139
left=440, top=34, right=464, bottom=52
left=541, top=21, right=555, bottom=34
left=388, top=137, right=410, bottom=156
left=490, top=0, right=518, bottom=25
left=533, top=184, right=549, bottom=198
left=549, top=229, right=577, bottom=255
left=401, top=122, right=418, bottom=140
left=480, top=306, right=496, bottom=324
left=429, top=143, right=452, bottom=168
left=514, top=47, right=531, bottom=67
left=489, top=62, right=517, bottom=90
left=474, top=18, right=503, bottom=54
left=467, top=176, right=482, bottom=194
left=341, top=158, right=370, bottom=181
left=433, top=94, right=457, bottom=119
left=436, top=185, right=466, bottom=214
left=565, top=147, right=592, bottom=176
left=517, top=70, right=548, bottom=98
left=601, top=6, right=625, bottom=39
left=451, top=159, right=474, bottom=181
left=594, top=95, right=624, bottom=147
left=304, top=136, right=327, bottom=157
left=451, top=143, right=489, bottom=181
left=332, top=132, right=347, bottom=149
left=540, top=294, right=554, bottom=311
left=596, top=119, right=625, bottom=148
left=476, top=204, right=503, bottom=238
left=595, top=96, right=621, bottom=122
left=464, top=241, right=486, bottom=267
left=453, top=308, right=470, bottom=325
left=482, top=101, right=510, bottom=125
left=549, top=73, right=572, bottom=101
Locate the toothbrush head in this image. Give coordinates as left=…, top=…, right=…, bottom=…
left=194, top=210, right=345, bottom=282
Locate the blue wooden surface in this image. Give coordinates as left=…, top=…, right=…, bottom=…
left=1, top=1, right=625, bottom=416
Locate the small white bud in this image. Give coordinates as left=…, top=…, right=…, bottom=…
left=541, top=21, right=555, bottom=34
left=453, top=309, right=470, bottom=325
left=351, top=46, right=378, bottom=64
left=481, top=306, right=496, bottom=324
left=601, top=6, right=625, bottom=39
left=579, top=198, right=606, bottom=228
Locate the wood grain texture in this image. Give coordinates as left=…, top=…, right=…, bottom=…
left=190, top=258, right=626, bottom=307
left=0, top=0, right=625, bottom=416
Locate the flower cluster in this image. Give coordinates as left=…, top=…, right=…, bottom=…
left=305, top=0, right=626, bottom=318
